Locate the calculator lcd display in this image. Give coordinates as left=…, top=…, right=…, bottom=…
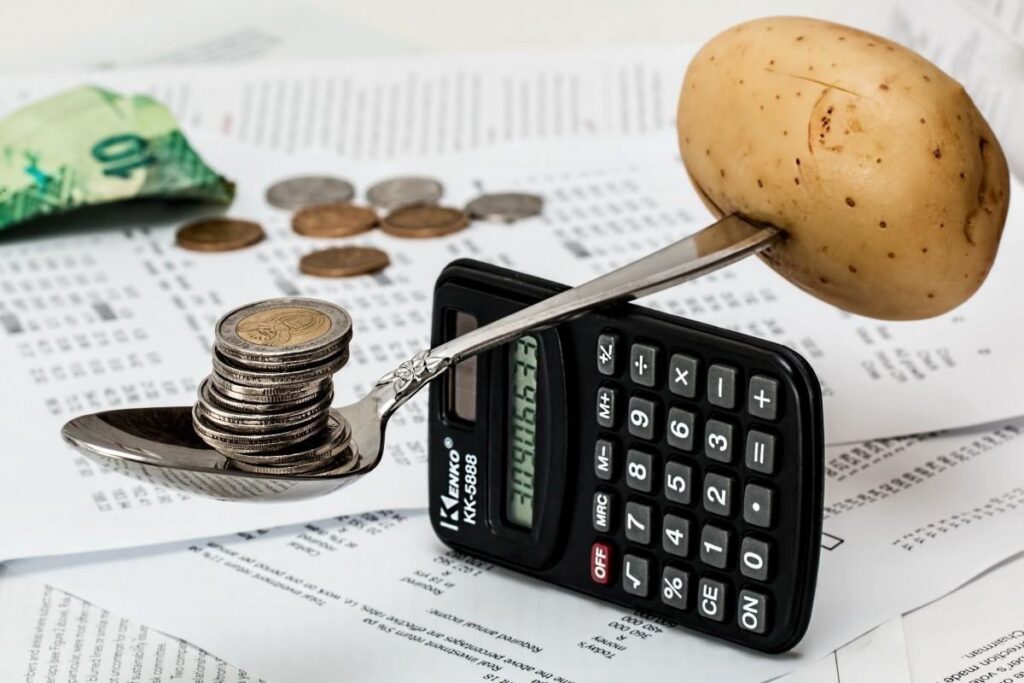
left=507, top=334, right=539, bottom=528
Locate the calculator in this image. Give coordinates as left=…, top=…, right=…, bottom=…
left=427, top=259, right=824, bottom=653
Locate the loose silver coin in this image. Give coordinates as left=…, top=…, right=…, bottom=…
left=366, top=176, right=444, bottom=211
left=465, top=192, right=544, bottom=223
left=216, top=297, right=353, bottom=367
left=265, top=175, right=356, bottom=211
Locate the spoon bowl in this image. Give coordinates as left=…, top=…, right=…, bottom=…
left=62, top=397, right=383, bottom=502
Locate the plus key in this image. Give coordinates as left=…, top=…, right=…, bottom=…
left=748, top=374, right=780, bottom=421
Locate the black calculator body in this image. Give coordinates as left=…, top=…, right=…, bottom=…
left=427, top=259, right=824, bottom=653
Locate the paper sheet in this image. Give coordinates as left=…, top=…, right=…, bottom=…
left=8, top=415, right=1024, bottom=682
left=783, top=550, right=1024, bottom=683
left=902, top=553, right=1024, bottom=682
left=2, top=1, right=1022, bottom=174
left=4, top=134, right=1024, bottom=560
left=778, top=618, right=913, bottom=683
left=0, top=569, right=261, bottom=682
left=0, top=45, right=692, bottom=161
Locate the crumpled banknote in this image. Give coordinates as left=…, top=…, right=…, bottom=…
left=0, top=85, right=234, bottom=231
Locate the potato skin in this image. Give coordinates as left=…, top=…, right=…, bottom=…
left=678, top=16, right=1009, bottom=319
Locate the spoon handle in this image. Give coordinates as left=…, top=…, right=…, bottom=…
left=374, top=215, right=780, bottom=413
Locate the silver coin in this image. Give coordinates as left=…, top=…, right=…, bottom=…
left=465, top=192, right=543, bottom=223
left=209, top=373, right=330, bottom=404
left=197, top=381, right=333, bottom=433
left=230, top=443, right=357, bottom=475
left=302, top=445, right=360, bottom=476
left=223, top=416, right=351, bottom=466
left=200, top=376, right=330, bottom=414
left=231, top=457, right=332, bottom=475
left=196, top=400, right=330, bottom=438
left=229, top=434, right=353, bottom=475
left=366, top=176, right=444, bottom=211
left=265, top=175, right=355, bottom=211
left=193, top=405, right=327, bottom=454
left=212, top=348, right=348, bottom=388
left=216, top=298, right=352, bottom=367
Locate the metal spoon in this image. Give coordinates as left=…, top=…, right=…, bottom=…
left=62, top=215, right=779, bottom=501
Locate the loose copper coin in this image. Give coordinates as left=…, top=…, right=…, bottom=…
left=176, top=218, right=265, bottom=252
left=380, top=205, right=470, bottom=239
left=292, top=203, right=379, bottom=238
left=299, top=246, right=391, bottom=278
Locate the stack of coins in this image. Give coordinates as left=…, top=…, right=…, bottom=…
left=192, top=298, right=354, bottom=474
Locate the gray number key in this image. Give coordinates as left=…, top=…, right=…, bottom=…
left=667, top=407, right=695, bottom=452
left=699, top=523, right=732, bottom=569
left=740, top=537, right=771, bottom=581
left=703, top=472, right=735, bottom=516
left=627, top=395, right=656, bottom=440
left=704, top=418, right=734, bottom=463
left=664, top=461, right=692, bottom=505
left=662, top=513, right=691, bottom=557
left=625, top=449, right=654, bottom=492
left=625, top=501, right=652, bottom=545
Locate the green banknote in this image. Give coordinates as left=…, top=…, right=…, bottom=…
left=0, top=85, right=234, bottom=231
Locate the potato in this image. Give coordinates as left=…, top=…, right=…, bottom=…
left=678, top=17, right=1010, bottom=319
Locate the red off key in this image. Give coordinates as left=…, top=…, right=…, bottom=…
left=590, top=542, right=612, bottom=585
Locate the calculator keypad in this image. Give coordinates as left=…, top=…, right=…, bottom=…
left=429, top=260, right=821, bottom=655
left=585, top=325, right=819, bottom=652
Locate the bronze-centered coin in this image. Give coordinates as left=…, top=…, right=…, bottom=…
left=299, top=246, right=391, bottom=278
left=236, top=306, right=332, bottom=349
left=291, top=203, right=379, bottom=238
left=380, top=205, right=470, bottom=239
left=176, top=218, right=265, bottom=252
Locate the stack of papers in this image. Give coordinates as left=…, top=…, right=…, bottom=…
left=1, top=0, right=1023, bottom=680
